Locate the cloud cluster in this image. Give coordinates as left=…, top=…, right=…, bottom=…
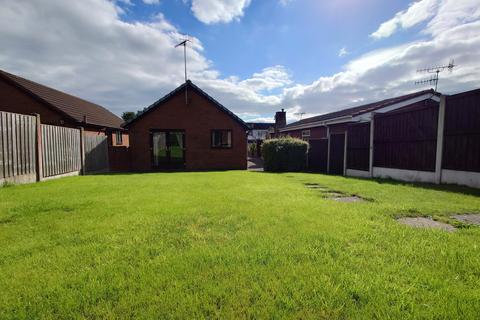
left=190, top=0, right=251, bottom=24
left=0, top=0, right=478, bottom=123
left=370, top=0, right=439, bottom=39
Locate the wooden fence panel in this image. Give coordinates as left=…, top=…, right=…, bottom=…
left=374, top=102, right=438, bottom=172
left=41, top=124, right=81, bottom=178
left=84, top=135, right=109, bottom=173
left=0, top=111, right=37, bottom=182
left=347, top=122, right=370, bottom=171
left=443, top=89, right=480, bottom=172
left=308, top=139, right=328, bottom=172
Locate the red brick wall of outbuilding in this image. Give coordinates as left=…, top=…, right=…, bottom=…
left=127, top=88, right=247, bottom=171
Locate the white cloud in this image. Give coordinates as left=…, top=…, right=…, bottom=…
left=338, top=47, right=349, bottom=57
left=190, top=0, right=251, bottom=24
left=0, top=0, right=478, bottom=123
left=240, top=66, right=292, bottom=92
left=371, top=0, right=440, bottom=39
left=143, top=0, right=160, bottom=4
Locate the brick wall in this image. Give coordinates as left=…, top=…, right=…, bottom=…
left=127, top=88, right=247, bottom=171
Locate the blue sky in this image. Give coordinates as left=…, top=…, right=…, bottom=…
left=0, top=0, right=479, bottom=122
left=121, top=0, right=413, bottom=83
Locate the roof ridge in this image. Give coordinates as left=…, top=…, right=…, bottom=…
left=123, top=81, right=249, bottom=130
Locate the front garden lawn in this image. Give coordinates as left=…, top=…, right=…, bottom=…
left=1, top=171, right=480, bottom=319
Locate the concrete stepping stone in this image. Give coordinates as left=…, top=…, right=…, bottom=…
left=397, top=217, right=456, bottom=232
left=332, top=196, right=364, bottom=203
left=452, top=214, right=480, bottom=225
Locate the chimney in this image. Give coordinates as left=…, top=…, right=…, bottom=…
left=275, top=109, right=286, bottom=131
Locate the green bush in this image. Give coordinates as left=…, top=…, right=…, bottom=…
left=262, top=137, right=309, bottom=172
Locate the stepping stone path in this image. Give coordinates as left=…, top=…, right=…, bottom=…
left=304, top=183, right=365, bottom=202
left=397, top=217, right=456, bottom=232
left=332, top=196, right=363, bottom=203
left=452, top=214, right=480, bottom=225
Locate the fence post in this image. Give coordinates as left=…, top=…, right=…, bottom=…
left=369, top=113, right=375, bottom=178
left=435, top=95, right=446, bottom=184
left=326, top=126, right=331, bottom=173
left=35, top=114, right=43, bottom=181
left=79, top=127, right=85, bottom=175
left=343, top=130, right=348, bottom=176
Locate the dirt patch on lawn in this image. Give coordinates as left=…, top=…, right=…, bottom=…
left=452, top=214, right=480, bottom=225
left=397, top=217, right=456, bottom=232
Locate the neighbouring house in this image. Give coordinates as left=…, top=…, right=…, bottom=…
left=0, top=69, right=128, bottom=147
left=247, top=122, right=273, bottom=142
left=124, top=80, right=249, bottom=171
left=247, top=122, right=273, bottom=157
left=275, top=89, right=441, bottom=175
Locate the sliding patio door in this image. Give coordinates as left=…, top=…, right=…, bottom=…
left=152, top=130, right=185, bottom=169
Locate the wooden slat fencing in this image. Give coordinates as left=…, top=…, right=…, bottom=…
left=0, top=111, right=37, bottom=183
left=374, top=102, right=439, bottom=172
left=84, top=135, right=109, bottom=173
left=347, top=122, right=370, bottom=171
left=443, top=89, right=480, bottom=172
left=308, top=139, right=328, bottom=172
left=41, top=124, right=81, bottom=178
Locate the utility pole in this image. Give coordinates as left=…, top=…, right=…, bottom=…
left=175, top=37, right=190, bottom=104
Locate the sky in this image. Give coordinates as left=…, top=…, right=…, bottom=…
left=0, top=0, right=479, bottom=123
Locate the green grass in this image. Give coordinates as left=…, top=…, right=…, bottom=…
left=1, top=171, right=480, bottom=319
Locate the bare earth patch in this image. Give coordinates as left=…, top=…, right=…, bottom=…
left=397, top=217, right=456, bottom=232
left=452, top=214, right=480, bottom=225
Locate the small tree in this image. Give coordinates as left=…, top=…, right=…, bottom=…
left=262, top=137, right=309, bottom=172
left=121, top=111, right=136, bottom=123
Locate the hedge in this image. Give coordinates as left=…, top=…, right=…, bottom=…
left=262, top=137, right=309, bottom=172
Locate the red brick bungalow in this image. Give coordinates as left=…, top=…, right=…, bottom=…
left=275, top=89, right=440, bottom=175
left=0, top=69, right=128, bottom=148
left=124, top=80, right=249, bottom=171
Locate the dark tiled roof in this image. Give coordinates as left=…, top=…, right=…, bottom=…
left=0, top=69, right=123, bottom=129
left=123, top=80, right=249, bottom=130
left=285, top=89, right=438, bottom=128
left=247, top=122, right=274, bottom=130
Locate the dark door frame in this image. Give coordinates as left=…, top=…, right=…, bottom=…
left=150, top=129, right=186, bottom=170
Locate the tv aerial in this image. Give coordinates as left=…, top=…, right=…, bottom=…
left=294, top=112, right=306, bottom=119
left=415, top=59, right=456, bottom=92
left=175, top=35, right=191, bottom=104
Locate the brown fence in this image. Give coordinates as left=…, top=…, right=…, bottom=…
left=0, top=111, right=37, bottom=183
left=373, top=102, right=439, bottom=172
left=41, top=124, right=82, bottom=178
left=443, top=89, right=480, bottom=172
left=84, top=135, right=109, bottom=173
left=308, top=139, right=328, bottom=172
left=347, top=122, right=370, bottom=171
left=1, top=110, right=112, bottom=185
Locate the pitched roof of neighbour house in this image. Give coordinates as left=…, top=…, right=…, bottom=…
left=247, top=122, right=274, bottom=130
left=123, top=80, right=250, bottom=130
left=283, top=89, right=439, bottom=131
left=0, top=69, right=123, bottom=129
